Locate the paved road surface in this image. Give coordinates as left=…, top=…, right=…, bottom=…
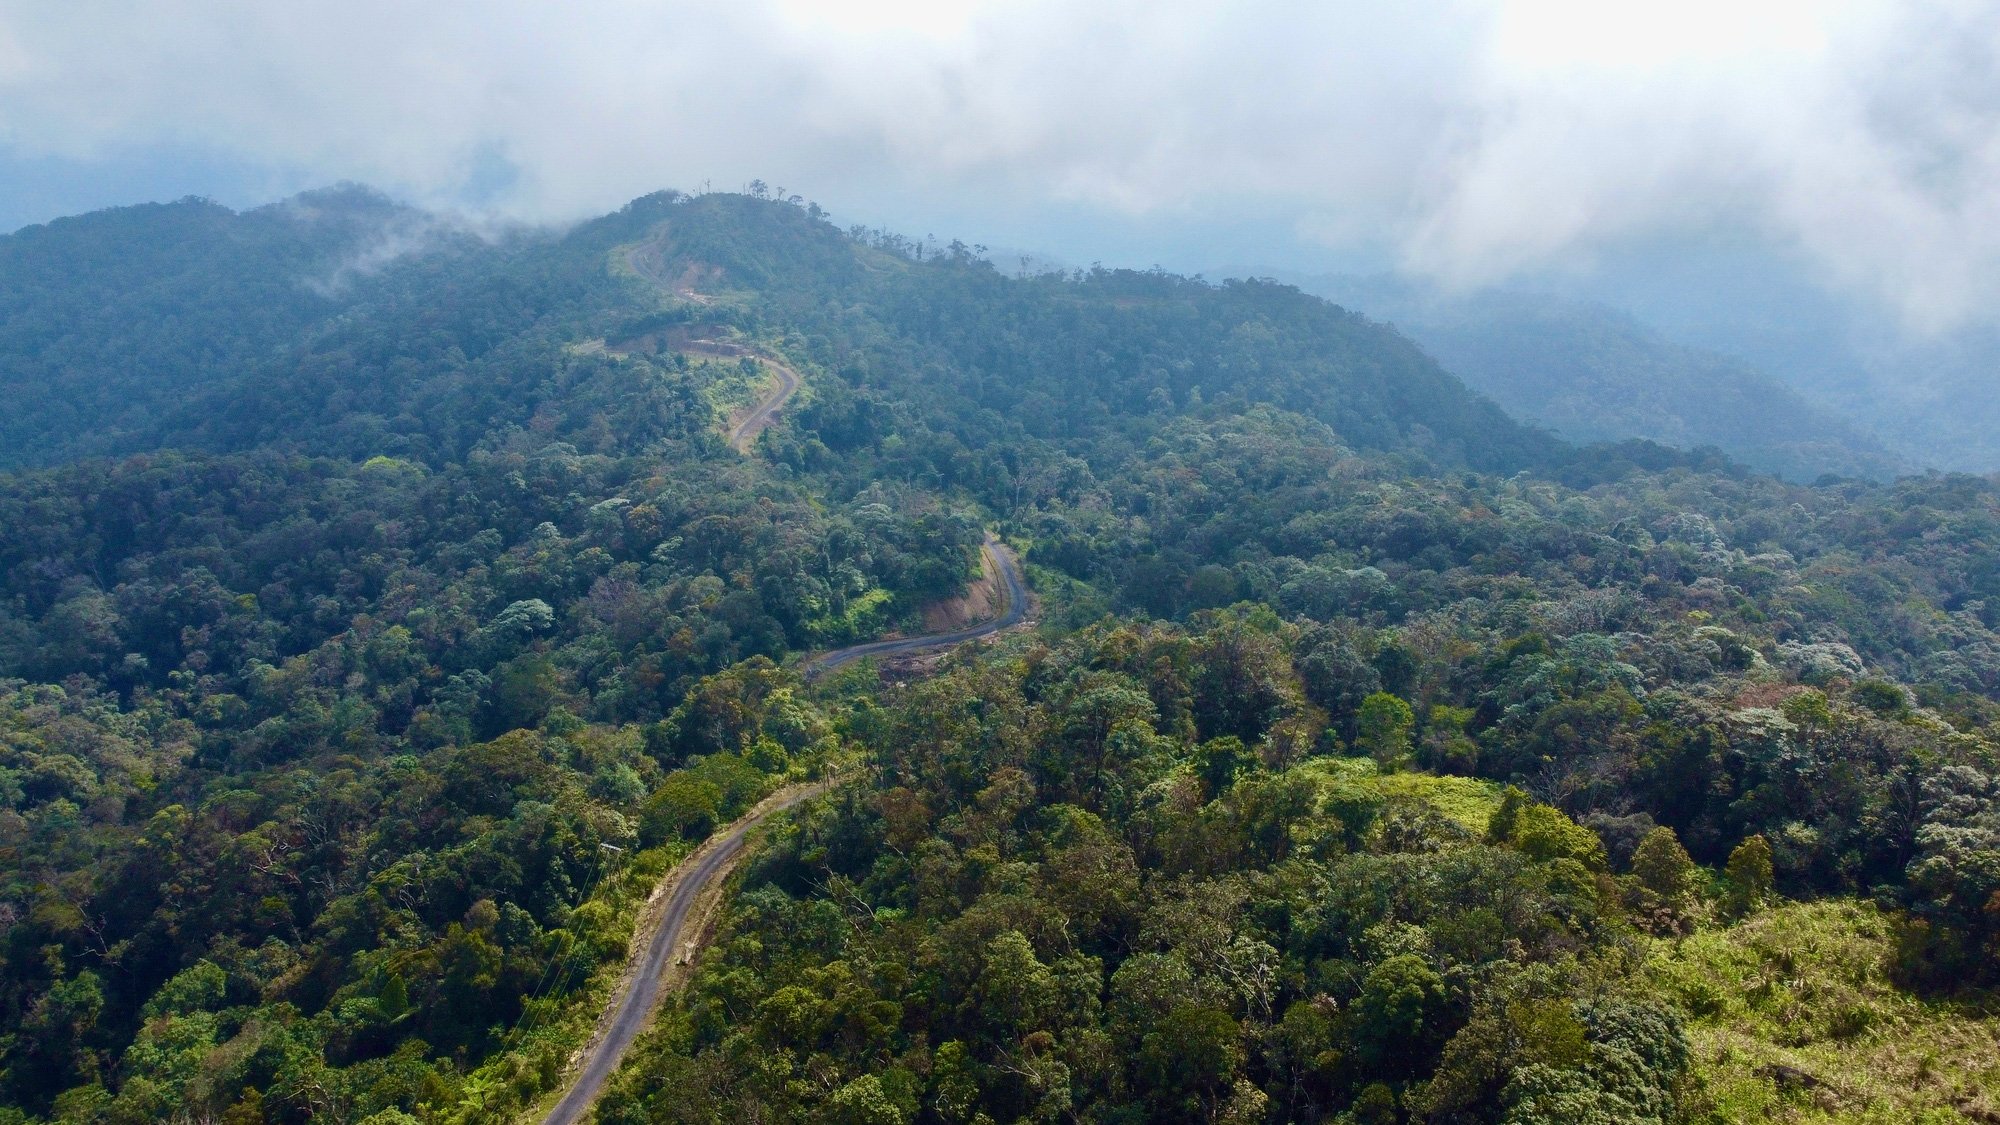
left=726, top=355, right=801, bottom=452
left=801, top=533, right=1028, bottom=679
left=539, top=787, right=821, bottom=1125
left=622, top=237, right=795, bottom=450
left=539, top=536, right=1025, bottom=1121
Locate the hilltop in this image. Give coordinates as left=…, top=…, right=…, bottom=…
left=0, top=190, right=1559, bottom=475
left=0, top=188, right=1995, bottom=1125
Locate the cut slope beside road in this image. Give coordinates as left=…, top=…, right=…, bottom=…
left=621, top=234, right=798, bottom=453
left=538, top=538, right=1025, bottom=1122
left=801, top=533, right=1029, bottom=679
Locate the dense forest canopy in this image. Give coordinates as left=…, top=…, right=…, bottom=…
left=0, top=188, right=1996, bottom=1124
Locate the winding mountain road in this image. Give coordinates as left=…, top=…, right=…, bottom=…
left=540, top=785, right=826, bottom=1125
left=724, top=354, right=800, bottom=453
left=622, top=235, right=797, bottom=452
left=802, top=533, right=1029, bottom=679
left=537, top=541, right=1027, bottom=1123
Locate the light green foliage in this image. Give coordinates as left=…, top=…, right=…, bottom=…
left=1627, top=825, right=1701, bottom=933
left=1723, top=834, right=1775, bottom=916
left=824, top=1073, right=917, bottom=1125
left=141, top=960, right=228, bottom=1019
left=972, top=931, right=1059, bottom=1037
left=1648, top=900, right=2000, bottom=1122
left=641, top=774, right=724, bottom=842
left=1298, top=757, right=1502, bottom=834
left=1353, top=955, right=1446, bottom=1075
left=1631, top=827, right=1697, bottom=904
left=1421, top=703, right=1479, bottom=772
left=1489, top=795, right=1609, bottom=872
left=1369, top=769, right=1503, bottom=833
left=1355, top=692, right=1415, bottom=773
left=1198, top=735, right=1251, bottom=797
left=0, top=188, right=1996, bottom=1124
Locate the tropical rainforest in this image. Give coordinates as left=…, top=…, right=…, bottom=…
left=0, top=185, right=1996, bottom=1124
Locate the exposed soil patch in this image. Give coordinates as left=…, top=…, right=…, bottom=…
left=612, top=233, right=800, bottom=453
left=601, top=327, right=799, bottom=453
left=922, top=548, right=1001, bottom=633
left=624, top=230, right=720, bottom=304
left=802, top=535, right=1033, bottom=680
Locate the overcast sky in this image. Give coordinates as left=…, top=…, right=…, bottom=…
left=2, top=1, right=1998, bottom=331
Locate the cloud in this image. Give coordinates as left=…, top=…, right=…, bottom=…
left=1402, top=1, right=2000, bottom=332
left=0, top=1, right=1996, bottom=327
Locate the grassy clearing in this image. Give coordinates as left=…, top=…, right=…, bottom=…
left=697, top=355, right=781, bottom=420
left=1296, top=756, right=1505, bottom=832
left=805, top=586, right=893, bottom=647
left=1647, top=899, right=2000, bottom=1123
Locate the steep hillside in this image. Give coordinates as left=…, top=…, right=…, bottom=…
left=0, top=189, right=1995, bottom=1125
left=653, top=195, right=1557, bottom=472
left=1299, top=275, right=1908, bottom=481
left=3, top=192, right=1556, bottom=474
left=1581, top=263, right=2000, bottom=474
left=0, top=186, right=456, bottom=468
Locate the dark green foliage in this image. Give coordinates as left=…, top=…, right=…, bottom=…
left=0, top=187, right=430, bottom=468
left=0, top=186, right=1996, bottom=1122
left=595, top=623, right=1706, bottom=1124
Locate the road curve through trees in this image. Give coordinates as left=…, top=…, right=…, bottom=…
left=725, top=354, right=801, bottom=453
left=539, top=538, right=1025, bottom=1122
left=801, top=533, right=1029, bottom=679
left=621, top=235, right=798, bottom=453
left=539, top=786, right=824, bottom=1125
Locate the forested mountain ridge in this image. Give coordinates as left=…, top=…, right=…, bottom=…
left=0, top=185, right=463, bottom=468
left=3, top=191, right=1553, bottom=473
left=0, top=188, right=1997, bottom=1124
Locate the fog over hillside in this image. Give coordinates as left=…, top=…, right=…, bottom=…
left=5, top=7, right=2000, bottom=1124
left=7, top=3, right=1995, bottom=468
left=1288, top=274, right=1914, bottom=481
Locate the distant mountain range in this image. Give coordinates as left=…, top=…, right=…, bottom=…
left=1666, top=306, right=2000, bottom=478
left=0, top=188, right=1566, bottom=477
left=1289, top=274, right=1912, bottom=482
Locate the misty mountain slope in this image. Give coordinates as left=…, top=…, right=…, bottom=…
left=0, top=185, right=453, bottom=468
left=1687, top=312, right=2000, bottom=475
left=1836, top=326, right=2000, bottom=474
left=629, top=193, right=1561, bottom=473
left=3, top=190, right=1562, bottom=476
left=1297, top=275, right=1909, bottom=481
left=1570, top=263, right=2000, bottom=474
left=3, top=188, right=2000, bottom=1125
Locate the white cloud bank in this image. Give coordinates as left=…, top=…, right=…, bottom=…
left=0, top=0, right=1996, bottom=327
